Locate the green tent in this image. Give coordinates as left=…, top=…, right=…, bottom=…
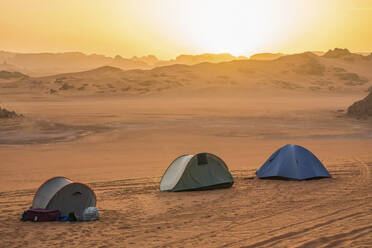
left=160, top=153, right=234, bottom=192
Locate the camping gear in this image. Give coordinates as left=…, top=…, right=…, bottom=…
left=22, top=208, right=61, bottom=222
left=256, top=144, right=331, bottom=180
left=57, top=215, right=69, bottom=222
left=82, top=207, right=99, bottom=221
left=32, top=177, right=96, bottom=220
left=68, top=212, right=77, bottom=222
left=160, top=153, right=234, bottom=192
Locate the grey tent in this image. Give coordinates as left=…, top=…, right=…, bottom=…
left=32, top=177, right=96, bottom=219
left=160, top=153, right=234, bottom=192
left=256, top=144, right=331, bottom=180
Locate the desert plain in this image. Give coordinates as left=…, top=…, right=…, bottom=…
left=0, top=49, right=372, bottom=247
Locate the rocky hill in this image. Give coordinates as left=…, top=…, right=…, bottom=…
left=0, top=70, right=28, bottom=80
left=1, top=48, right=371, bottom=97
left=0, top=51, right=250, bottom=76
left=348, top=92, right=372, bottom=117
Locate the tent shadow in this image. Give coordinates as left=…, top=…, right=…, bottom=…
left=256, top=176, right=332, bottom=181
left=172, top=182, right=234, bottom=192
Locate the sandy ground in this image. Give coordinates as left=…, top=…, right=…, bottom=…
left=0, top=91, right=372, bottom=247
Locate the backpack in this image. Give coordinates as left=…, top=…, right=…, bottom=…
left=22, top=208, right=61, bottom=222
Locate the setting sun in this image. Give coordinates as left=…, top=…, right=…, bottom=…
left=1, top=0, right=372, bottom=58
left=1, top=0, right=372, bottom=247
left=117, top=0, right=322, bottom=56
left=174, top=0, right=279, bottom=55
left=159, top=0, right=314, bottom=55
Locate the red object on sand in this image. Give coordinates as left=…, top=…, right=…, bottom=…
left=25, top=208, right=61, bottom=222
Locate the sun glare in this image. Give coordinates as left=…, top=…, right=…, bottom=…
left=2, top=0, right=369, bottom=58
left=147, top=0, right=315, bottom=56
left=186, top=1, right=277, bottom=55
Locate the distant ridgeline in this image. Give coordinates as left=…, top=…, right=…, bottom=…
left=0, top=107, right=23, bottom=118
left=0, top=48, right=371, bottom=77
left=0, top=70, right=28, bottom=79
left=348, top=91, right=372, bottom=117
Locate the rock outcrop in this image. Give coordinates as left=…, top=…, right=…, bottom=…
left=0, top=107, right=22, bottom=118
left=348, top=92, right=372, bottom=117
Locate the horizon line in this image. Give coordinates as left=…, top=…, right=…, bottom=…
left=1, top=48, right=371, bottom=61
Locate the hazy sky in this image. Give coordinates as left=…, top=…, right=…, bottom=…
left=1, top=0, right=372, bottom=58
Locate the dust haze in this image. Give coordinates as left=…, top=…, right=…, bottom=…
left=1, top=48, right=372, bottom=247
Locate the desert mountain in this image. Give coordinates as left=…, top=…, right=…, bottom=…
left=171, top=53, right=248, bottom=64
left=249, top=53, right=285, bottom=60
left=2, top=48, right=371, bottom=97
left=323, top=48, right=371, bottom=62
left=1, top=49, right=370, bottom=78
left=130, top=55, right=159, bottom=66
left=249, top=51, right=325, bottom=61
left=0, top=51, right=149, bottom=76
left=0, top=51, right=249, bottom=77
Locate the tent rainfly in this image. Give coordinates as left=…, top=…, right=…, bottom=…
left=256, top=144, right=331, bottom=180
left=32, top=177, right=96, bottom=219
left=160, top=153, right=234, bottom=192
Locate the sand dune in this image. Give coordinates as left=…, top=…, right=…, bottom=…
left=1, top=49, right=371, bottom=98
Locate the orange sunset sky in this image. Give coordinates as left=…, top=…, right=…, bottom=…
left=1, top=0, right=372, bottom=59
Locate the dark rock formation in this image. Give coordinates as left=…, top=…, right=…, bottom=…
left=348, top=92, right=372, bottom=117
left=0, top=107, right=22, bottom=118
left=323, top=48, right=352, bottom=58
left=0, top=70, right=28, bottom=79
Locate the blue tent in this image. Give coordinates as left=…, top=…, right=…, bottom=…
left=256, top=144, right=331, bottom=180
